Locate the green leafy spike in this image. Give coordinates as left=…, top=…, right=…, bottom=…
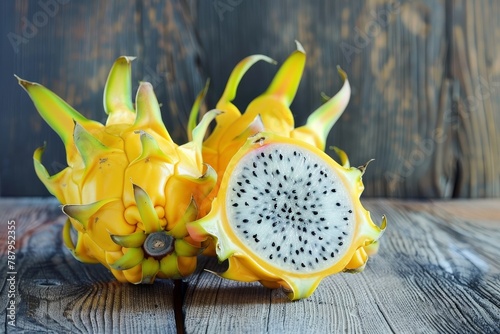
left=187, top=79, right=210, bottom=141
left=73, top=122, right=111, bottom=167
left=133, top=184, right=161, bottom=234
left=134, top=82, right=171, bottom=141
left=62, top=198, right=117, bottom=231
left=264, top=40, right=306, bottom=106
left=104, top=56, right=136, bottom=125
left=16, top=75, right=100, bottom=147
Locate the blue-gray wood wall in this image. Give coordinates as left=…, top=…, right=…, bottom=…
left=2, top=0, right=499, bottom=198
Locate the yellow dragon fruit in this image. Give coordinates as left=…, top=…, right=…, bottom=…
left=187, top=43, right=386, bottom=299
left=17, top=56, right=217, bottom=283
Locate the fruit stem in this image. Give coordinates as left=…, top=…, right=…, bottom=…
left=143, top=231, right=175, bottom=259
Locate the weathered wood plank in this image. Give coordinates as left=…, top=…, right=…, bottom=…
left=450, top=0, right=500, bottom=197
left=183, top=199, right=500, bottom=334
left=193, top=0, right=461, bottom=198
left=0, top=198, right=178, bottom=333
left=1, top=198, right=500, bottom=332
left=3, top=0, right=500, bottom=198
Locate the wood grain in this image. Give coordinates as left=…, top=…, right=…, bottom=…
left=1, top=198, right=500, bottom=333
left=0, top=198, right=178, bottom=333
left=2, top=0, right=500, bottom=198
left=183, top=199, right=500, bottom=334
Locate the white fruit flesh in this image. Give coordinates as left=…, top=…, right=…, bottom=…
left=226, top=142, right=355, bottom=273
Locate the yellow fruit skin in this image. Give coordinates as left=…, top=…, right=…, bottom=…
left=189, top=43, right=351, bottom=228
left=189, top=43, right=355, bottom=258
left=18, top=56, right=217, bottom=283
left=187, top=133, right=386, bottom=300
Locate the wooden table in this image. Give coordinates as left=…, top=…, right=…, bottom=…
left=1, top=198, right=499, bottom=333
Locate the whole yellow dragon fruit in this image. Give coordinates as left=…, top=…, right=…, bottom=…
left=17, top=57, right=217, bottom=283
left=187, top=43, right=386, bottom=299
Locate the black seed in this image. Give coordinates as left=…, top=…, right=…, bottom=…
left=257, top=219, right=262, bottom=224
left=336, top=202, right=341, bottom=206
left=253, top=196, right=258, bottom=200
left=261, top=152, right=265, bottom=158
left=252, top=171, right=257, bottom=177
left=268, top=154, right=273, bottom=160
left=242, top=219, right=249, bottom=223
left=343, top=217, right=348, bottom=221
left=277, top=246, right=281, bottom=251
left=348, top=210, right=353, bottom=213
left=253, top=162, right=257, bottom=168
left=338, top=242, right=343, bottom=246
left=269, top=254, right=273, bottom=259
left=295, top=250, right=300, bottom=255
left=232, top=203, right=238, bottom=207
left=284, top=257, right=288, bottom=262
left=279, top=154, right=283, bottom=160
left=301, top=263, right=306, bottom=268
left=330, top=252, right=335, bottom=258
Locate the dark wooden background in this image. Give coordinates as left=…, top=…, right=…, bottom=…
left=1, top=0, right=499, bottom=198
